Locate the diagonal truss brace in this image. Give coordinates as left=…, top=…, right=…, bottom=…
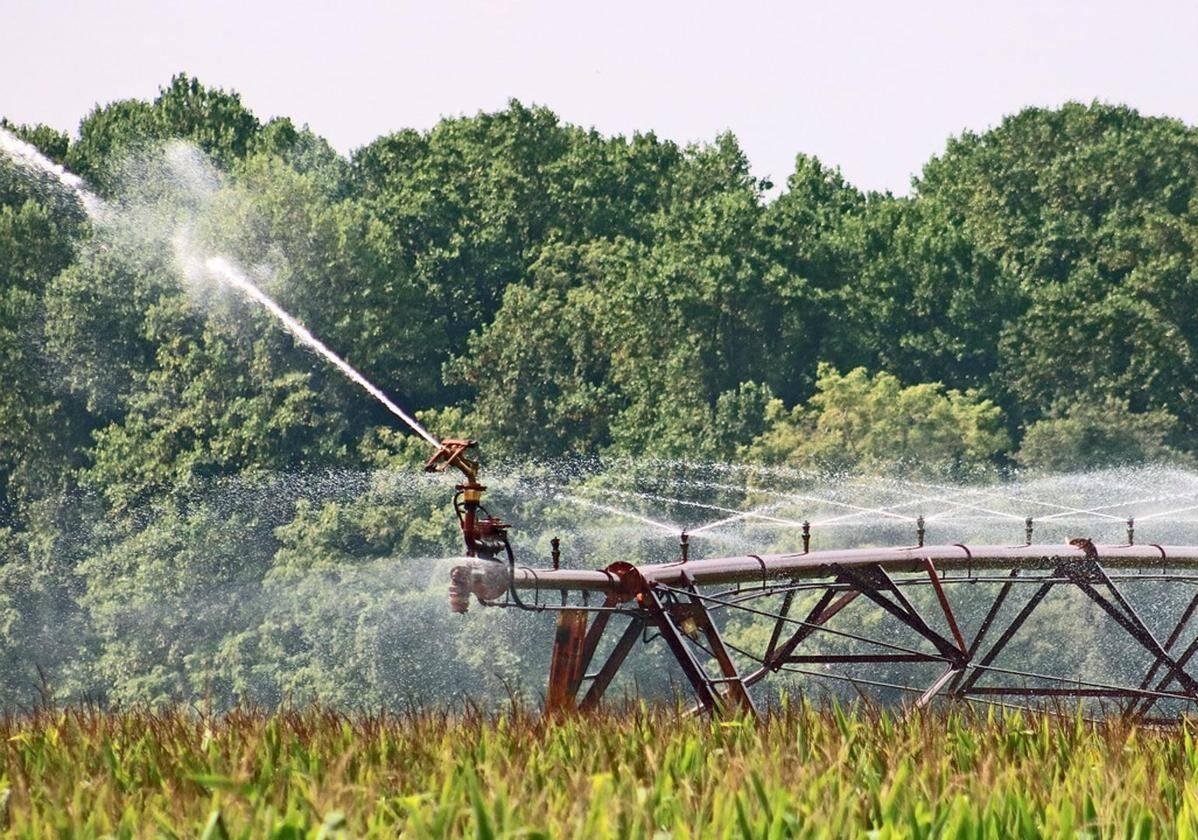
left=949, top=558, right=1198, bottom=715
left=643, top=581, right=760, bottom=718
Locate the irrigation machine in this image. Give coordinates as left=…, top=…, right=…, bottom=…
left=426, top=439, right=1198, bottom=723
left=8, top=124, right=1194, bottom=723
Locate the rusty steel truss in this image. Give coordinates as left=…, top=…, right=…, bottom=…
left=452, top=537, right=1198, bottom=721
left=426, top=440, right=1198, bottom=720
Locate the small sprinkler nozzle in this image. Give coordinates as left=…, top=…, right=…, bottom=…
left=916, top=515, right=925, bottom=548
left=680, top=532, right=690, bottom=563
left=1025, top=516, right=1034, bottom=546
left=802, top=521, right=811, bottom=554
left=551, top=537, right=561, bottom=570
left=1127, top=517, right=1135, bottom=546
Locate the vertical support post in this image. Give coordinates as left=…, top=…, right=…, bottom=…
left=684, top=588, right=760, bottom=719
left=546, top=609, right=588, bottom=714
left=572, top=608, right=613, bottom=697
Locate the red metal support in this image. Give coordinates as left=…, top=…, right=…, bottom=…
left=830, top=564, right=965, bottom=665
left=643, top=584, right=759, bottom=718
left=579, top=619, right=643, bottom=711
left=922, top=559, right=966, bottom=653
left=546, top=610, right=589, bottom=714
left=470, top=540, right=1198, bottom=720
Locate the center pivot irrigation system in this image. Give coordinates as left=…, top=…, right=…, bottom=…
left=10, top=124, right=1193, bottom=721
left=426, top=440, right=1198, bottom=722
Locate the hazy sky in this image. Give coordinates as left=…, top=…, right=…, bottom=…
left=3, top=0, right=1198, bottom=194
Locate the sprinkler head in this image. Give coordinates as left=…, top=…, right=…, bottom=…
left=424, top=438, right=480, bottom=485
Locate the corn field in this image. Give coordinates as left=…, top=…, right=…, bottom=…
left=1, top=702, right=1196, bottom=838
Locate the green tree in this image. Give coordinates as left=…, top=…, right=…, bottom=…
left=352, top=102, right=687, bottom=408
left=916, top=102, right=1198, bottom=429
left=1015, top=397, right=1186, bottom=472
left=449, top=241, right=627, bottom=455
left=77, top=498, right=278, bottom=706
left=761, top=154, right=865, bottom=401
left=68, top=74, right=262, bottom=192
left=747, top=364, right=1008, bottom=474
left=0, top=200, right=87, bottom=511
left=454, top=133, right=782, bottom=460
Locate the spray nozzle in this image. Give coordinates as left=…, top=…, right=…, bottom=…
left=424, top=438, right=481, bottom=486
left=425, top=438, right=511, bottom=560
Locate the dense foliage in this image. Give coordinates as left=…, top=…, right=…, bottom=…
left=3, top=75, right=1198, bottom=708
left=3, top=704, right=1197, bottom=836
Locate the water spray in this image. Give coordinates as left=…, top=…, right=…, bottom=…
left=194, top=253, right=443, bottom=448
left=0, top=136, right=514, bottom=613
left=0, top=126, right=105, bottom=218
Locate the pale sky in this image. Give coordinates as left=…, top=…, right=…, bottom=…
left=3, top=0, right=1198, bottom=195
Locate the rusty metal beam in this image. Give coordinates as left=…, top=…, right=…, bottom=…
left=498, top=543, right=1198, bottom=597
left=546, top=609, right=588, bottom=714
left=579, top=618, right=643, bottom=711
left=922, top=559, right=966, bottom=653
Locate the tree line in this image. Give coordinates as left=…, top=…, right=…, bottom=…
left=1, top=75, right=1195, bottom=707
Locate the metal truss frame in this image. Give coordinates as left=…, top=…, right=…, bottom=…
left=535, top=550, right=1198, bottom=720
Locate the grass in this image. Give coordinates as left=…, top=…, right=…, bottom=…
left=1, top=701, right=1196, bottom=838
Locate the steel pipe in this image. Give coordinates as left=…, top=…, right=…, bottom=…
left=495, top=542, right=1198, bottom=596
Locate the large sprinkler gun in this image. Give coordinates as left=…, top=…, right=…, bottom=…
left=424, top=439, right=512, bottom=612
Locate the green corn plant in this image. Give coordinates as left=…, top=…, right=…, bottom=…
left=0, top=704, right=1196, bottom=837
